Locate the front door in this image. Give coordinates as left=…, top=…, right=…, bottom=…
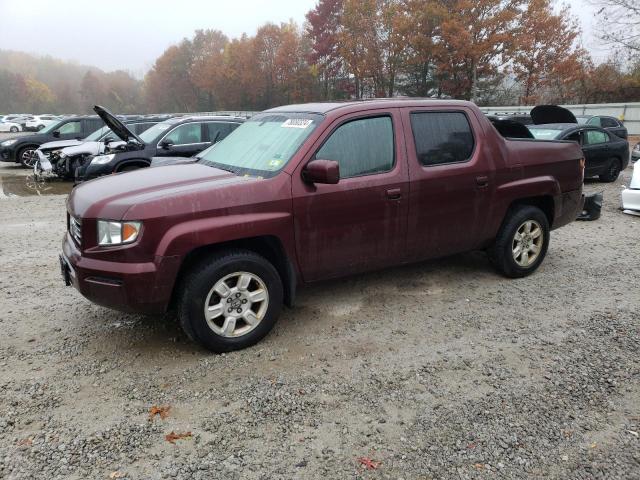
left=292, top=110, right=409, bottom=282
left=400, top=107, right=492, bottom=261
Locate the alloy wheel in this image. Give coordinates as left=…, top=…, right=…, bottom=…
left=512, top=220, right=544, bottom=267
left=203, top=271, right=269, bottom=338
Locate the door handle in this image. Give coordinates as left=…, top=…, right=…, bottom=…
left=476, top=176, right=489, bottom=188
left=386, top=188, right=402, bottom=200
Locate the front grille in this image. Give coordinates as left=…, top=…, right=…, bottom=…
left=69, top=216, right=82, bottom=245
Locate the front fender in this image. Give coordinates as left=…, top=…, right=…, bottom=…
left=155, top=212, right=293, bottom=258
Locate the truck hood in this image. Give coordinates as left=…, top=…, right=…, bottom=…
left=38, top=139, right=84, bottom=152
left=93, top=105, right=144, bottom=145
left=68, top=163, right=258, bottom=219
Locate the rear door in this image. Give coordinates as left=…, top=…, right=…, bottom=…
left=400, top=107, right=492, bottom=261
left=292, top=109, right=409, bottom=281
left=582, top=128, right=610, bottom=175
left=155, top=122, right=209, bottom=157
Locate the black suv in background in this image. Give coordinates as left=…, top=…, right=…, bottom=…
left=77, top=106, right=244, bottom=181
left=0, top=116, right=105, bottom=167
left=575, top=115, right=628, bottom=139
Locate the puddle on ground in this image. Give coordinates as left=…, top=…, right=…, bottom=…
left=0, top=175, right=73, bottom=198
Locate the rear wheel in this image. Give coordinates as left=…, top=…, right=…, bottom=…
left=10, top=126, right=18, bottom=133
left=178, top=249, right=283, bottom=352
left=599, top=158, right=621, bottom=182
left=18, top=146, right=38, bottom=168
left=488, top=205, right=550, bottom=278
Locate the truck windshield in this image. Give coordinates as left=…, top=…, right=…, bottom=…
left=528, top=128, right=562, bottom=140
left=198, top=113, right=323, bottom=176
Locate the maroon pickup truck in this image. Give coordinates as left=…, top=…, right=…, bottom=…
left=61, top=99, right=584, bottom=352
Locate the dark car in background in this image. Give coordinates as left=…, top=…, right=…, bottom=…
left=528, top=123, right=629, bottom=181
left=77, top=107, right=244, bottom=181
left=575, top=115, right=627, bottom=139
left=0, top=116, right=105, bottom=167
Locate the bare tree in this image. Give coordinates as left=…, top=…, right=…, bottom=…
left=590, top=0, right=640, bottom=56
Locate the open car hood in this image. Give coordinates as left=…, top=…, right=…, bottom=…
left=93, top=105, right=144, bottom=145
left=530, top=105, right=577, bottom=125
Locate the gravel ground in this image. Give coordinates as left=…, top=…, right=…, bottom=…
left=0, top=159, right=638, bottom=480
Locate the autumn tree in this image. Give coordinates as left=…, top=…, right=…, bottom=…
left=190, top=29, right=229, bottom=110
left=306, top=0, right=346, bottom=99
left=512, top=0, right=582, bottom=104
left=144, top=40, right=199, bottom=112
left=436, top=0, right=522, bottom=101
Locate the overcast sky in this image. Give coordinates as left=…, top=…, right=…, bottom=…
left=0, top=0, right=608, bottom=76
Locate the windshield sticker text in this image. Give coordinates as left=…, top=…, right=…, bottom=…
left=282, top=119, right=312, bottom=129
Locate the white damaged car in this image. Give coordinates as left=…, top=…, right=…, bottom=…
left=622, top=161, right=640, bottom=215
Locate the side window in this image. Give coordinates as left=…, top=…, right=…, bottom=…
left=585, top=130, right=608, bottom=145
left=601, top=117, right=618, bottom=128
left=566, top=131, right=581, bottom=144
left=57, top=121, right=82, bottom=135
left=410, top=111, right=474, bottom=166
left=163, top=123, right=203, bottom=145
left=206, top=122, right=231, bottom=142
left=315, top=116, right=394, bottom=178
left=132, top=123, right=155, bottom=134
left=587, top=117, right=601, bottom=127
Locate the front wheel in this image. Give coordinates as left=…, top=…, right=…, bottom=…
left=488, top=205, right=550, bottom=278
left=599, top=158, right=621, bottom=183
left=178, top=249, right=283, bottom=352
left=18, top=146, right=38, bottom=168
left=10, top=126, right=18, bottom=133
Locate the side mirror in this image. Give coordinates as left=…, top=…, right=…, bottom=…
left=52, top=131, right=60, bottom=138
left=159, top=140, right=173, bottom=149
left=303, top=159, right=340, bottom=184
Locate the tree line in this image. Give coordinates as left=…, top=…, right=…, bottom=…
left=1, top=0, right=639, bottom=115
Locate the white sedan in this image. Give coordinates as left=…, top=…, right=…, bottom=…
left=0, top=121, right=22, bottom=133
left=622, top=161, right=640, bottom=215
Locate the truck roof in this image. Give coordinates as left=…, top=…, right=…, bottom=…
left=265, top=98, right=477, bottom=115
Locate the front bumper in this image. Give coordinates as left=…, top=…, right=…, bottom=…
left=622, top=188, right=640, bottom=213
left=61, top=232, right=181, bottom=314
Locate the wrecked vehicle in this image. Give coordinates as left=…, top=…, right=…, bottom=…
left=622, top=161, right=640, bottom=215
left=76, top=107, right=245, bottom=181
left=35, top=117, right=168, bottom=180
left=61, top=99, right=584, bottom=352
left=526, top=106, right=629, bottom=183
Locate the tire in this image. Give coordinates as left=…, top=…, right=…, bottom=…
left=18, top=146, right=38, bottom=168
left=10, top=126, right=18, bottom=133
left=177, top=249, right=283, bottom=352
left=488, top=205, right=550, bottom=278
left=599, top=158, right=621, bottom=182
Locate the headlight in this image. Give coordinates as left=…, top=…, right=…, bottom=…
left=1, top=139, right=17, bottom=146
left=97, top=220, right=142, bottom=246
left=91, top=154, right=115, bottom=165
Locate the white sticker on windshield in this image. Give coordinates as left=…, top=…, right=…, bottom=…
left=282, top=119, right=312, bottom=129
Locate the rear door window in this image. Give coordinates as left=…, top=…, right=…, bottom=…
left=314, top=116, right=394, bottom=178
left=410, top=111, right=475, bottom=166
left=206, top=122, right=232, bottom=142
left=601, top=117, right=618, bottom=128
